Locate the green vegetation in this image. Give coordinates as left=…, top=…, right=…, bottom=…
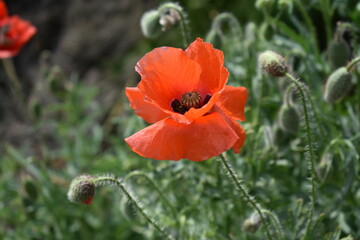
left=1, top=0, right=360, bottom=239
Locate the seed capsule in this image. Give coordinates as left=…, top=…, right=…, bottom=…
left=181, top=91, right=202, bottom=109
left=324, top=67, right=352, bottom=103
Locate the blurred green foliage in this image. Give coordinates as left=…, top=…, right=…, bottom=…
left=1, top=0, right=360, bottom=239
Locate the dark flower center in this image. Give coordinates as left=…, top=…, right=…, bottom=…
left=171, top=91, right=212, bottom=114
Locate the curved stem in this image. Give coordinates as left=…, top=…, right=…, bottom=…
left=125, top=171, right=178, bottom=221
left=284, top=72, right=316, bottom=239
left=159, top=3, right=191, bottom=47
left=346, top=56, right=360, bottom=71
left=94, top=177, right=174, bottom=240
left=211, top=12, right=242, bottom=49
left=261, top=209, right=284, bottom=240
left=219, top=154, right=272, bottom=240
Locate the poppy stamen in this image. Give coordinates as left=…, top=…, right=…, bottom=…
left=171, top=99, right=188, bottom=114
left=181, top=91, right=202, bottom=109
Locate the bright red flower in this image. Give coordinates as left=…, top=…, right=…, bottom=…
left=125, top=38, right=247, bottom=161
left=0, top=0, right=37, bottom=58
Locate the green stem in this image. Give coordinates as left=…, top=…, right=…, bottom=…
left=2, top=58, right=25, bottom=104
left=346, top=56, right=360, bottom=71
left=125, top=171, right=178, bottom=221
left=210, top=12, right=242, bottom=49
left=284, top=72, right=316, bottom=240
left=294, top=0, right=320, bottom=59
left=261, top=209, right=284, bottom=240
left=319, top=0, right=332, bottom=44
left=159, top=3, right=191, bottom=47
left=94, top=177, right=174, bottom=240
left=219, top=154, right=273, bottom=240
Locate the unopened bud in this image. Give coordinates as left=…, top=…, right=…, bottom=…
left=242, top=212, right=261, bottom=233
left=278, top=0, right=293, bottom=12
left=159, top=9, right=180, bottom=31
left=255, top=0, right=274, bottom=10
left=259, top=50, right=288, bottom=77
left=328, top=39, right=351, bottom=69
left=278, top=103, right=300, bottom=134
left=140, top=10, right=162, bottom=38
left=323, top=67, right=352, bottom=103
left=67, top=175, right=96, bottom=205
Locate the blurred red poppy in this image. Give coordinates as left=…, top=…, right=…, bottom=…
left=125, top=38, right=247, bottom=161
left=0, top=0, right=37, bottom=58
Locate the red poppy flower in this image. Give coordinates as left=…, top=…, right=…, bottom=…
left=125, top=38, right=247, bottom=161
left=0, top=0, right=37, bottom=58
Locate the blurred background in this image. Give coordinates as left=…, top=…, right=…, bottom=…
left=1, top=0, right=360, bottom=239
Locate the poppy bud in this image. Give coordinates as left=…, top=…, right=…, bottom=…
left=259, top=50, right=288, bottom=77
left=255, top=0, right=274, bottom=10
left=323, top=67, right=352, bottom=103
left=159, top=9, right=180, bottom=31
left=278, top=103, right=300, bottom=134
left=278, top=0, right=293, bottom=12
left=327, top=39, right=351, bottom=69
left=67, top=175, right=96, bottom=205
left=140, top=10, right=162, bottom=38
left=242, top=212, right=261, bottom=233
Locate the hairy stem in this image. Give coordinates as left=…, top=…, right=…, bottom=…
left=219, top=154, right=272, bottom=240
left=125, top=171, right=178, bottom=221
left=95, top=177, right=174, bottom=240
left=261, top=209, right=284, bottom=240
left=285, top=72, right=316, bottom=239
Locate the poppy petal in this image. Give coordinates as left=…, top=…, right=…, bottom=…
left=217, top=86, right=248, bottom=121
left=185, top=38, right=229, bottom=95
left=126, top=87, right=169, bottom=123
left=125, top=112, right=239, bottom=161
left=212, top=105, right=246, bottom=153
left=0, top=0, right=8, bottom=19
left=226, top=117, right=246, bottom=153
left=136, top=46, right=201, bottom=112
left=11, top=16, right=37, bottom=46
left=184, top=90, right=222, bottom=121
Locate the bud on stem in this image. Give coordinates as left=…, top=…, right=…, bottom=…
left=323, top=67, right=352, bottom=103
left=67, top=175, right=96, bottom=204
left=259, top=50, right=288, bottom=77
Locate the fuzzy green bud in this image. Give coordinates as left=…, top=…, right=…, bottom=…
left=278, top=0, right=293, bottom=12
left=242, top=212, right=261, bottom=233
left=159, top=8, right=180, bottom=31
left=259, top=50, right=288, bottom=77
left=67, top=175, right=96, bottom=205
left=140, top=10, right=162, bottom=39
left=323, top=67, right=352, bottom=103
left=278, top=103, right=300, bottom=134
left=255, top=0, right=274, bottom=10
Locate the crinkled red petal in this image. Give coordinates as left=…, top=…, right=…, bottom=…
left=126, top=87, right=169, bottom=123
left=217, top=86, right=247, bottom=121
left=125, top=112, right=239, bottom=161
